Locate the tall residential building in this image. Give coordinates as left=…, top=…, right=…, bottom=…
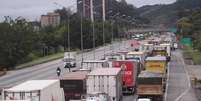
left=40, top=12, right=60, bottom=27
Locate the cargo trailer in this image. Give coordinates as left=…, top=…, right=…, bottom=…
left=86, top=68, right=122, bottom=101
left=137, top=71, right=164, bottom=101
left=60, top=71, right=89, bottom=101
left=3, top=80, right=64, bottom=101
left=145, top=56, right=167, bottom=74
left=81, top=60, right=110, bottom=71
left=112, top=60, right=139, bottom=94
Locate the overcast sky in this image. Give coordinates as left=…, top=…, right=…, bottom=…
left=0, top=0, right=176, bottom=21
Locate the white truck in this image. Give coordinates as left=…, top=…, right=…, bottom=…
left=86, top=68, right=123, bottom=101
left=2, top=80, right=64, bottom=101
left=63, top=52, right=77, bottom=67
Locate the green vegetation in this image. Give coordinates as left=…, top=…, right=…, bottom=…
left=184, top=47, right=201, bottom=65
left=137, top=0, right=201, bottom=26
left=16, top=52, right=64, bottom=69
left=0, top=1, right=147, bottom=69
left=177, top=11, right=201, bottom=50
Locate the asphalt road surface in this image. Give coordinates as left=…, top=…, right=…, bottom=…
left=166, top=50, right=198, bottom=101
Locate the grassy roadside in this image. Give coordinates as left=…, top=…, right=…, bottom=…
left=14, top=40, right=124, bottom=70
left=183, top=47, right=201, bottom=65
left=15, top=52, right=64, bottom=69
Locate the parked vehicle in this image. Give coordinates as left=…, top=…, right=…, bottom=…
left=112, top=60, right=139, bottom=94
left=60, top=71, right=89, bottom=101
left=86, top=68, right=122, bottom=101
left=3, top=80, right=64, bottom=101
left=137, top=71, right=164, bottom=101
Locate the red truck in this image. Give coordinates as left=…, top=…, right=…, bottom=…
left=112, top=60, right=139, bottom=94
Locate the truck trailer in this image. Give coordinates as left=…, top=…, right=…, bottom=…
left=60, top=71, right=89, bottom=101
left=145, top=56, right=167, bottom=74
left=3, top=80, right=64, bottom=101
left=86, top=68, right=123, bottom=101
left=112, top=60, right=139, bottom=94
left=137, top=71, right=164, bottom=101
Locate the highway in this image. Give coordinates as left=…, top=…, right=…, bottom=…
left=0, top=39, right=199, bottom=101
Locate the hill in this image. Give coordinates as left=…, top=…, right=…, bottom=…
left=137, top=0, right=201, bottom=26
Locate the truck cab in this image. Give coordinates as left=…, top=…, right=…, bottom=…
left=63, top=52, right=77, bottom=68
left=103, top=53, right=124, bottom=61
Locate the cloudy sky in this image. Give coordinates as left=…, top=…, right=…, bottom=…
left=0, top=0, right=176, bottom=21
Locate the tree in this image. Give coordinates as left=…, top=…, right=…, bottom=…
left=0, top=17, right=36, bottom=69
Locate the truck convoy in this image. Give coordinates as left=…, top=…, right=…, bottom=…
left=2, top=80, right=64, bottom=101
left=0, top=32, right=176, bottom=101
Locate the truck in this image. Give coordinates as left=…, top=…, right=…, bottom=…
left=137, top=71, right=164, bottom=101
left=152, top=44, right=171, bottom=61
left=139, top=43, right=153, bottom=56
left=63, top=52, right=77, bottom=68
left=60, top=71, right=89, bottom=101
left=86, top=68, right=123, bottom=101
left=103, top=53, right=124, bottom=61
left=126, top=51, right=146, bottom=70
left=81, top=60, right=110, bottom=71
left=112, top=60, right=139, bottom=94
left=145, top=56, right=167, bottom=74
left=2, top=80, right=64, bottom=101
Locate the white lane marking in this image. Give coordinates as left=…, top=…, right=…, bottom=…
left=174, top=51, right=191, bottom=101
left=165, top=62, right=170, bottom=101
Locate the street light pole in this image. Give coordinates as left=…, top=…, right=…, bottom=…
left=67, top=14, right=70, bottom=52
left=81, top=11, right=84, bottom=64
left=102, top=19, right=105, bottom=56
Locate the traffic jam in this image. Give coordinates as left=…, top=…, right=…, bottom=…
left=1, top=32, right=178, bottom=101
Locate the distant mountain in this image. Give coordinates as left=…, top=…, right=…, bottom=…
left=137, top=0, right=201, bottom=26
